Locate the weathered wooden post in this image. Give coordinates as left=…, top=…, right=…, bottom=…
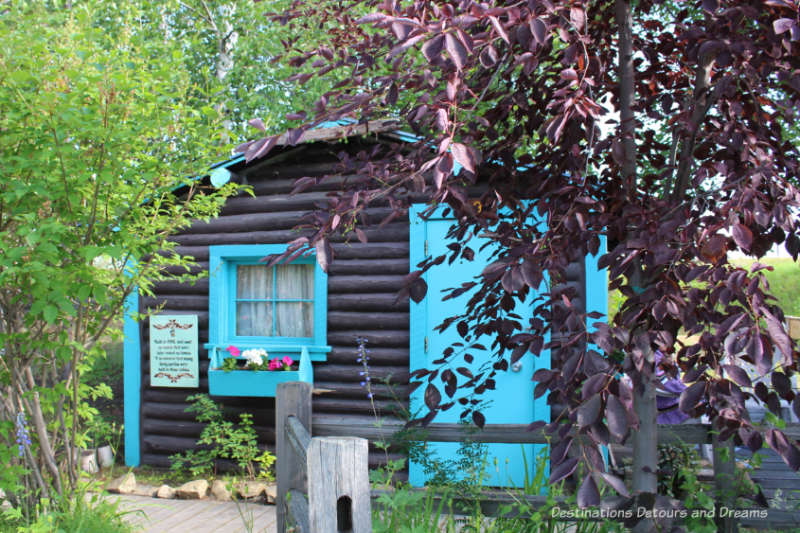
left=277, top=381, right=312, bottom=533
left=307, top=437, right=372, bottom=533
left=712, top=432, right=738, bottom=533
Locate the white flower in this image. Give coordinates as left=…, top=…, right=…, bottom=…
left=241, top=348, right=268, bottom=368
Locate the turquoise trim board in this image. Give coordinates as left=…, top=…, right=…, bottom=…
left=207, top=244, right=329, bottom=358
left=207, top=244, right=329, bottom=396
left=123, top=287, right=141, bottom=467
left=408, top=204, right=550, bottom=487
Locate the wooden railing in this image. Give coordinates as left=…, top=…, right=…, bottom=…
left=276, top=382, right=371, bottom=533
left=277, top=382, right=800, bottom=532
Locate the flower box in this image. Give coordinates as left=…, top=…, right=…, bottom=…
left=207, top=346, right=313, bottom=398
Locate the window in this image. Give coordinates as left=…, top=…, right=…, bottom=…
left=207, top=245, right=328, bottom=361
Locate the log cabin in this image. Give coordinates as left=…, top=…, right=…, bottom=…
left=122, top=119, right=608, bottom=486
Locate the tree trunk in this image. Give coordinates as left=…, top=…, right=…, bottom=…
left=616, top=0, right=659, bottom=527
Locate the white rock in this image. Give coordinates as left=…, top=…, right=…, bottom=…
left=211, top=479, right=231, bottom=501
left=106, top=472, right=136, bottom=494
left=156, top=484, right=176, bottom=499
left=176, top=479, right=209, bottom=500
left=235, top=480, right=268, bottom=500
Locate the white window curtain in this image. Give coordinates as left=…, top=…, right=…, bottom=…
left=276, top=264, right=314, bottom=337
left=236, top=263, right=314, bottom=337
left=236, top=265, right=273, bottom=336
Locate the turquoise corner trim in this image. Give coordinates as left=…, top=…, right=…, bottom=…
left=123, top=287, right=141, bottom=467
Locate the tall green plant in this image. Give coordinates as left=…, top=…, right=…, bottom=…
left=170, top=394, right=275, bottom=479
left=0, top=1, right=238, bottom=522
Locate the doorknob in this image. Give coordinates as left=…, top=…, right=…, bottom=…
left=511, top=362, right=522, bottom=372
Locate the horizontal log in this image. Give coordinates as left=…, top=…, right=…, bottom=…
left=169, top=224, right=408, bottom=247
left=141, top=295, right=208, bottom=310
left=162, top=262, right=209, bottom=276
left=314, top=381, right=410, bottom=400
left=329, top=276, right=406, bottom=294
left=143, top=434, right=199, bottom=453
left=328, top=258, right=409, bottom=275
left=151, top=279, right=210, bottom=295
left=243, top=162, right=351, bottom=188
left=327, top=346, right=408, bottom=366
left=328, top=293, right=409, bottom=311
left=142, top=402, right=198, bottom=421
left=332, top=242, right=409, bottom=259
left=220, top=192, right=334, bottom=216
left=327, top=311, right=409, bottom=330
left=170, top=229, right=313, bottom=247
left=314, top=364, right=410, bottom=383
left=142, top=389, right=206, bottom=403
left=142, top=418, right=205, bottom=438
left=328, top=330, right=409, bottom=348
left=184, top=207, right=396, bottom=236
left=312, top=397, right=405, bottom=415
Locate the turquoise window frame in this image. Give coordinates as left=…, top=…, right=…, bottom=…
left=206, top=244, right=329, bottom=362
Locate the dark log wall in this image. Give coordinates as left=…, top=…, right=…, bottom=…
left=139, top=141, right=411, bottom=469
left=137, top=138, right=588, bottom=471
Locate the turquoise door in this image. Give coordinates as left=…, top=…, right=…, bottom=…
left=409, top=205, right=550, bottom=487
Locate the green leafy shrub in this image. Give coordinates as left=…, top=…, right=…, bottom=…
left=170, top=394, right=275, bottom=480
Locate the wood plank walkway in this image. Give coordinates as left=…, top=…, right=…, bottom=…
left=109, top=494, right=276, bottom=533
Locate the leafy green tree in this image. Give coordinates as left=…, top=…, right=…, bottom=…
left=0, top=2, right=238, bottom=519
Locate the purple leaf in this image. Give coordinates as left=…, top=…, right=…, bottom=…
left=732, top=223, right=753, bottom=250
left=530, top=18, right=546, bottom=44
left=424, top=383, right=441, bottom=410
left=679, top=381, right=705, bottom=413
left=445, top=32, right=467, bottom=70
left=451, top=142, right=478, bottom=174
left=570, top=7, right=586, bottom=31
left=774, top=18, right=795, bottom=34
left=421, top=35, right=444, bottom=63
left=248, top=118, right=266, bottom=131
left=314, top=238, right=331, bottom=272
left=409, top=277, right=428, bottom=303
left=549, top=457, right=579, bottom=484
left=599, top=472, right=630, bottom=497
left=606, top=394, right=629, bottom=441
left=763, top=308, right=793, bottom=362
left=723, top=365, right=752, bottom=388
left=552, top=436, right=573, bottom=465
left=577, top=475, right=600, bottom=507
left=286, top=111, right=307, bottom=121
left=578, top=394, right=602, bottom=428
left=472, top=410, right=485, bottom=428
left=489, top=16, right=510, bottom=44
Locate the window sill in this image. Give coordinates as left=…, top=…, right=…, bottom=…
left=207, top=345, right=315, bottom=398
left=204, top=342, right=329, bottom=362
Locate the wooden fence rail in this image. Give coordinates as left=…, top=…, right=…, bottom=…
left=277, top=382, right=800, bottom=532
left=277, top=382, right=372, bottom=533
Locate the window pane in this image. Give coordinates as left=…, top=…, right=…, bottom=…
left=237, top=302, right=273, bottom=336
left=276, top=264, right=314, bottom=299
left=237, top=265, right=273, bottom=299
left=275, top=302, right=314, bottom=337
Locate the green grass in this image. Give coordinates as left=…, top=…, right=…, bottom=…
left=731, top=257, right=800, bottom=317
left=608, top=257, right=800, bottom=323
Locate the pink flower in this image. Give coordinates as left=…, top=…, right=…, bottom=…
left=268, top=358, right=282, bottom=370
left=282, top=356, right=294, bottom=368
left=226, top=345, right=240, bottom=357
